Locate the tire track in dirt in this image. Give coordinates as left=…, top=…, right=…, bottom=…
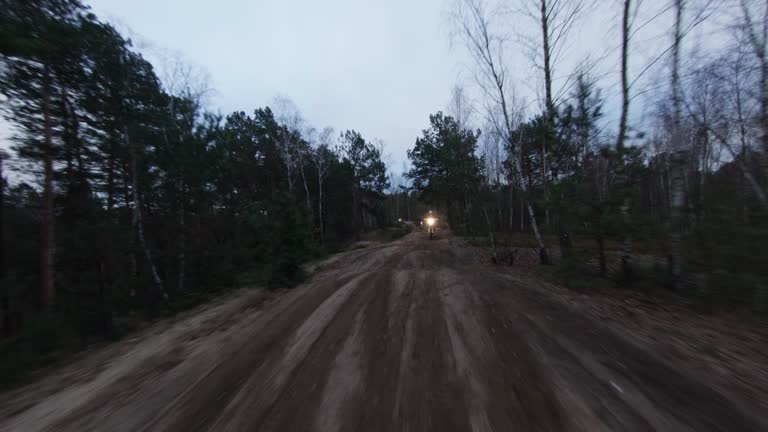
left=50, top=242, right=402, bottom=432
left=310, top=306, right=366, bottom=432
left=49, top=270, right=365, bottom=432
left=466, top=274, right=650, bottom=432
left=476, top=269, right=765, bottom=431
left=353, top=247, right=468, bottom=432
left=356, top=268, right=415, bottom=432
left=389, top=248, right=472, bottom=432
left=204, top=248, right=406, bottom=431
left=305, top=251, right=415, bottom=432
left=241, top=259, right=400, bottom=431
left=439, top=266, right=565, bottom=432
left=3, top=232, right=764, bottom=432
left=33, top=292, right=281, bottom=432
left=201, top=280, right=363, bottom=431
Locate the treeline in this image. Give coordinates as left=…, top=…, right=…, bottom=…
left=0, top=0, right=390, bottom=354
left=406, top=0, right=768, bottom=313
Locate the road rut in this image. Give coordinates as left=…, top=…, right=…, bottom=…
left=0, top=232, right=764, bottom=431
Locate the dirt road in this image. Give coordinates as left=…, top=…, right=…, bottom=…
left=1, top=232, right=765, bottom=431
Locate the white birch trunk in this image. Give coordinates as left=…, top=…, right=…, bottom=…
left=126, top=126, right=167, bottom=301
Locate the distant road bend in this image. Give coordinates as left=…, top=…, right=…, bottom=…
left=0, top=231, right=764, bottom=431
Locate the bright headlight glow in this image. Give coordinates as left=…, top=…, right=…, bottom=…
left=426, top=217, right=436, bottom=226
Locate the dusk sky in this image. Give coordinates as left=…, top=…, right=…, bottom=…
left=88, top=0, right=470, bottom=171
left=2, top=0, right=723, bottom=175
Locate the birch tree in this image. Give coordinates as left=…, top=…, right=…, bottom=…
left=530, top=0, right=586, bottom=246
left=273, top=96, right=305, bottom=193
left=314, top=126, right=335, bottom=243
left=617, top=0, right=634, bottom=278
left=156, top=53, right=211, bottom=293
left=299, top=126, right=315, bottom=211
left=668, top=0, right=686, bottom=286
left=120, top=49, right=168, bottom=301
left=0, top=151, right=6, bottom=282
left=453, top=0, right=550, bottom=263
left=736, top=0, right=768, bottom=173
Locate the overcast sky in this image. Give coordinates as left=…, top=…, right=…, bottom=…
left=88, top=0, right=469, bottom=171
left=2, top=0, right=727, bottom=177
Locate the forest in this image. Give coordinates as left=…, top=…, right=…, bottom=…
left=1, top=0, right=767, bottom=386
left=1, top=1, right=767, bottom=428
left=0, top=0, right=395, bottom=376
left=405, top=0, right=768, bottom=313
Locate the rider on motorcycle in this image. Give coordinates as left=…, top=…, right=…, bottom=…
left=422, top=211, right=437, bottom=239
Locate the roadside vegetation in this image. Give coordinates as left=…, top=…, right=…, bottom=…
left=2, top=0, right=768, bottom=393
left=404, top=0, right=768, bottom=317
left=0, top=0, right=404, bottom=387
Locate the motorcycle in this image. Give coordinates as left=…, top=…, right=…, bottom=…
left=425, top=216, right=436, bottom=240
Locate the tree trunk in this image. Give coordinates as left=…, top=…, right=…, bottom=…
left=178, top=181, right=185, bottom=293
left=406, top=193, right=411, bottom=221
left=539, top=0, right=556, bottom=234
left=557, top=187, right=573, bottom=260
left=621, top=197, right=633, bottom=280
left=300, top=162, right=311, bottom=211
left=318, top=172, right=324, bottom=244
left=0, top=155, right=5, bottom=280
left=514, top=157, right=549, bottom=264
left=497, top=192, right=503, bottom=232
left=668, top=151, right=685, bottom=284
left=596, top=223, right=607, bottom=277
left=392, top=194, right=400, bottom=223
left=761, top=55, right=768, bottom=185
left=482, top=206, right=498, bottom=262
left=509, top=185, right=515, bottom=232
left=40, top=71, right=55, bottom=310
left=617, top=0, right=633, bottom=279
left=352, top=184, right=359, bottom=237
left=539, top=0, right=555, bottom=120
left=558, top=221, right=572, bottom=260
left=616, top=0, right=631, bottom=152
left=97, top=258, right=113, bottom=336
left=696, top=126, right=709, bottom=228
left=126, top=126, right=167, bottom=302
left=668, top=0, right=686, bottom=288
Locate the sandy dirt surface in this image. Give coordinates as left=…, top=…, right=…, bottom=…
left=0, top=232, right=765, bottom=431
